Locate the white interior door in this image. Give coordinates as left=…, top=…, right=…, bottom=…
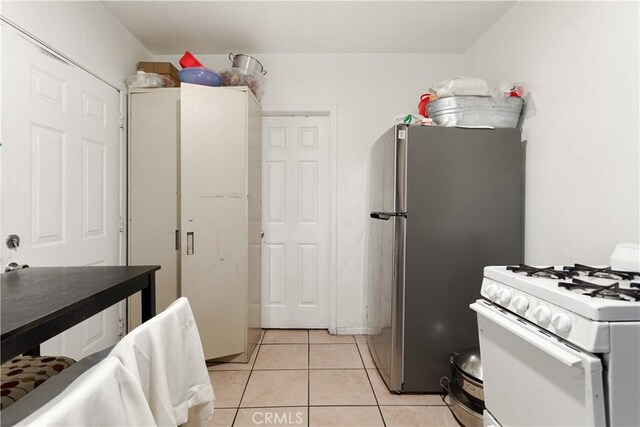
left=262, top=115, right=331, bottom=328
left=1, top=25, right=122, bottom=360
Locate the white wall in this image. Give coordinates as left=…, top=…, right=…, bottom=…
left=465, top=1, right=639, bottom=265
left=157, top=53, right=463, bottom=332
left=1, top=0, right=153, bottom=88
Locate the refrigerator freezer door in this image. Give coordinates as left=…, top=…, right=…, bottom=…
left=367, top=214, right=405, bottom=392
left=369, top=126, right=407, bottom=214
left=402, top=126, right=524, bottom=392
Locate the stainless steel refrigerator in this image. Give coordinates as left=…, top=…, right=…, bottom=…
left=367, top=125, right=524, bottom=392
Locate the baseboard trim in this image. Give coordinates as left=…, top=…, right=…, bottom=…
left=335, top=327, right=369, bottom=335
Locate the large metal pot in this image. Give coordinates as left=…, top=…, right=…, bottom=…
left=440, top=377, right=483, bottom=427
left=427, top=95, right=523, bottom=128
left=228, top=53, right=267, bottom=75
left=450, top=349, right=484, bottom=403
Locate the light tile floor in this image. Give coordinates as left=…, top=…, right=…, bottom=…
left=206, top=329, right=459, bottom=427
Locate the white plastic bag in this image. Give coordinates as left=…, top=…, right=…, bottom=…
left=430, top=77, right=489, bottom=97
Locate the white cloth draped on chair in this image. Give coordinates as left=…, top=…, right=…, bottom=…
left=16, top=357, right=156, bottom=426
left=109, top=297, right=214, bottom=426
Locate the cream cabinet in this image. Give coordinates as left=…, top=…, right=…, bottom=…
left=128, top=84, right=262, bottom=362
left=128, top=88, right=180, bottom=331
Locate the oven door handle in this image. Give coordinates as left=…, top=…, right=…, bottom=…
left=471, top=302, right=583, bottom=368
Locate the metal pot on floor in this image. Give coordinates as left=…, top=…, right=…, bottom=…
left=450, top=349, right=484, bottom=403
left=441, top=348, right=485, bottom=427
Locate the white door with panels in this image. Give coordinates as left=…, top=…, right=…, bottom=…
left=0, top=25, right=122, bottom=360
left=262, top=115, right=331, bottom=328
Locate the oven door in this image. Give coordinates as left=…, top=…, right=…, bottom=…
left=471, top=300, right=606, bottom=427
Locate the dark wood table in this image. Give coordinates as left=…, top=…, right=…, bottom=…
left=1, top=266, right=160, bottom=363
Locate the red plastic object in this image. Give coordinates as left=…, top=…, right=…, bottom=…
left=179, top=51, right=203, bottom=68
left=509, top=85, right=526, bottom=98
left=418, top=93, right=432, bottom=117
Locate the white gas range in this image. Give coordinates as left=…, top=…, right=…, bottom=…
left=471, top=243, right=640, bottom=427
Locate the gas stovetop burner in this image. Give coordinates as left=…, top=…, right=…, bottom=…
left=558, top=278, right=640, bottom=302
left=507, top=264, right=578, bottom=280
left=563, top=264, right=640, bottom=281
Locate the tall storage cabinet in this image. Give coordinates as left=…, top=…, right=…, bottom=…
left=128, top=88, right=180, bottom=330
left=128, top=84, right=262, bottom=362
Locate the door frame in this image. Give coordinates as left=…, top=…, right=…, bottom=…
left=262, top=105, right=338, bottom=333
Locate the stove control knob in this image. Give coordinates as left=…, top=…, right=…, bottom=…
left=534, top=306, right=552, bottom=325
left=552, top=313, right=572, bottom=333
left=514, top=296, right=529, bottom=312
left=498, top=288, right=512, bottom=305
left=486, top=284, right=499, bottom=301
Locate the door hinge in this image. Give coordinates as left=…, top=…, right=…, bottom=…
left=119, top=114, right=124, bottom=129
left=119, top=216, right=125, bottom=233
left=118, top=318, right=124, bottom=337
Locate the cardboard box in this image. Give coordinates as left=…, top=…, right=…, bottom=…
left=138, top=62, right=181, bottom=87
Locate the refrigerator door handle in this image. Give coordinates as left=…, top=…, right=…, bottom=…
left=371, top=212, right=391, bottom=220
left=370, top=212, right=407, bottom=220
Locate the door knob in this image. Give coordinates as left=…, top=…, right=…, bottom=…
left=5, top=234, right=20, bottom=250
left=5, top=262, right=29, bottom=273
left=261, top=231, right=264, bottom=239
